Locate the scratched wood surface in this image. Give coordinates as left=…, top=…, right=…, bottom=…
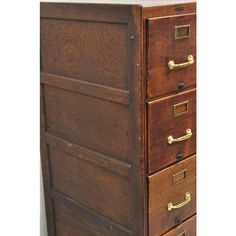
left=148, top=89, right=196, bottom=173
left=163, top=215, right=196, bottom=236
left=41, top=3, right=145, bottom=236
left=40, top=1, right=196, bottom=235
left=148, top=155, right=196, bottom=236
left=147, top=13, right=196, bottom=98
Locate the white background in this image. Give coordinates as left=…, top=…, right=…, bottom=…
left=0, top=0, right=236, bottom=235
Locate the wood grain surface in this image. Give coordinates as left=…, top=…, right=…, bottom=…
left=40, top=1, right=196, bottom=235
left=41, top=18, right=128, bottom=89
left=41, top=3, right=146, bottom=236
left=147, top=13, right=196, bottom=98
left=163, top=215, right=196, bottom=236
left=148, top=155, right=196, bottom=236
left=43, top=85, right=130, bottom=163
left=148, top=88, right=196, bottom=173
left=52, top=191, right=133, bottom=236
left=49, top=146, right=134, bottom=228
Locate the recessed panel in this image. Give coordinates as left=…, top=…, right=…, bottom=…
left=44, top=85, right=130, bottom=163
left=41, top=19, right=128, bottom=89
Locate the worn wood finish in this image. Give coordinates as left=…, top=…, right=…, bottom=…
left=41, top=2, right=146, bottom=236
left=143, top=3, right=196, bottom=18
left=51, top=191, right=133, bottom=236
left=48, top=146, right=134, bottom=228
left=147, top=13, right=196, bottom=98
left=148, top=155, right=196, bottom=236
left=163, top=215, right=196, bottom=236
left=41, top=2, right=140, bottom=23
left=148, top=88, right=196, bottom=173
left=45, top=133, right=131, bottom=177
left=40, top=85, right=56, bottom=236
left=43, top=85, right=130, bottom=163
left=40, top=1, right=196, bottom=235
left=41, top=72, right=130, bottom=105
left=41, top=18, right=128, bottom=90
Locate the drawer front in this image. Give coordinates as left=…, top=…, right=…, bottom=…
left=148, top=156, right=196, bottom=236
left=148, top=89, right=196, bottom=173
left=163, top=215, right=196, bottom=236
left=147, top=13, right=196, bottom=98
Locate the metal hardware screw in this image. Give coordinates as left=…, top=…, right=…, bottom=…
left=176, top=153, right=184, bottom=161
left=177, top=82, right=185, bottom=90
left=175, top=217, right=182, bottom=225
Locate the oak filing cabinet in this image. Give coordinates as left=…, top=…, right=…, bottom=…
left=40, top=0, right=196, bottom=235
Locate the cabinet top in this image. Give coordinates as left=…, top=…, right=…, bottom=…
left=40, top=0, right=196, bottom=7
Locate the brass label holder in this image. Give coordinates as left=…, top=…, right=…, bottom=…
left=172, top=168, right=187, bottom=185
left=175, top=24, right=191, bottom=39
left=173, top=100, right=189, bottom=117
left=177, top=231, right=186, bottom=236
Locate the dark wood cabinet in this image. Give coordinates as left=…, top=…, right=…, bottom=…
left=148, top=89, right=196, bottom=173
left=40, top=1, right=196, bottom=235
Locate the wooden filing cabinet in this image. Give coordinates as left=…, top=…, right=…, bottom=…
left=40, top=1, right=196, bottom=235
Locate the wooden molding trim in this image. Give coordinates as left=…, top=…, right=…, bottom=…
left=41, top=72, right=130, bottom=105
left=45, top=133, right=131, bottom=177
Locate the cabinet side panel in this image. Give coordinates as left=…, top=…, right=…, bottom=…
left=48, top=146, right=133, bottom=228
left=53, top=200, right=132, bottom=236
left=43, top=85, right=131, bottom=163
left=40, top=3, right=145, bottom=236
left=41, top=19, right=128, bottom=90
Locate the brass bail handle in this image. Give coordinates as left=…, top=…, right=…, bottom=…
left=168, top=129, right=192, bottom=145
left=167, top=192, right=191, bottom=211
left=168, top=55, right=194, bottom=70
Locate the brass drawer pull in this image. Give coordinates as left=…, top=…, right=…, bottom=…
left=168, top=129, right=192, bottom=144
left=168, top=55, right=194, bottom=70
left=167, top=192, right=191, bottom=211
